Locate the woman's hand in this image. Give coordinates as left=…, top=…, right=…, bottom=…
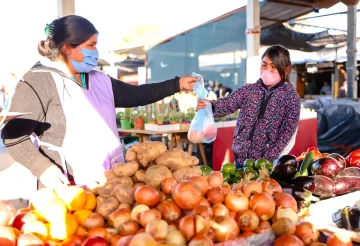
left=196, top=99, right=211, bottom=111
left=179, top=76, right=200, bottom=91
left=39, top=165, right=70, bottom=189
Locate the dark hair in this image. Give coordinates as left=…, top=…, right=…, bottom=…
left=261, top=45, right=291, bottom=82
left=38, top=15, right=98, bottom=61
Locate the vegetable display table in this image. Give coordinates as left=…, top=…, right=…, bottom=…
left=305, top=191, right=360, bottom=243
left=118, top=128, right=208, bottom=166
left=212, top=117, right=318, bottom=170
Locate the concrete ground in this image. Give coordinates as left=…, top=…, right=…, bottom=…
left=0, top=141, right=37, bottom=210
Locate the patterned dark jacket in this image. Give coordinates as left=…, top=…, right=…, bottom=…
left=212, top=79, right=301, bottom=164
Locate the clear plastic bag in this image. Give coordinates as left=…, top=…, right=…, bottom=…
left=187, top=72, right=217, bottom=144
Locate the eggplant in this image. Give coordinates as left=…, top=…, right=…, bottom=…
left=291, top=186, right=319, bottom=202
left=312, top=175, right=335, bottom=199
left=311, top=157, right=342, bottom=178
left=271, top=154, right=299, bottom=183
left=337, top=167, right=360, bottom=177
left=292, top=176, right=315, bottom=192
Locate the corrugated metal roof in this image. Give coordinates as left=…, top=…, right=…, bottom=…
left=260, top=0, right=315, bottom=29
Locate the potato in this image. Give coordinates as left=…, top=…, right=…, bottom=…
left=144, top=165, right=172, bottom=189
left=107, top=177, right=134, bottom=187
left=126, top=149, right=137, bottom=162
left=103, top=169, right=118, bottom=181
left=156, top=148, right=199, bottom=170
left=113, top=184, right=135, bottom=205
left=96, top=196, right=119, bottom=219
left=131, top=142, right=167, bottom=167
left=172, top=166, right=202, bottom=182
left=97, top=182, right=117, bottom=198
left=133, top=170, right=145, bottom=183
left=112, top=161, right=139, bottom=177
left=133, top=183, right=145, bottom=189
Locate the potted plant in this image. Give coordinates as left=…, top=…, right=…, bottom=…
left=132, top=110, right=145, bottom=130
left=120, top=108, right=133, bottom=129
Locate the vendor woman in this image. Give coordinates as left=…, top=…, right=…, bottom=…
left=196, top=45, right=301, bottom=168
left=2, top=15, right=198, bottom=189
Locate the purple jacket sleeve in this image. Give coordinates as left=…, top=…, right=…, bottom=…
left=267, top=95, right=301, bottom=160
left=212, top=86, right=247, bottom=117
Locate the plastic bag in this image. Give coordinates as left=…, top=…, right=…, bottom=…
left=187, top=72, right=217, bottom=143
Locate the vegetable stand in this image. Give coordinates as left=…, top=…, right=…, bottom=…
left=118, top=128, right=208, bottom=166
left=212, top=116, right=318, bottom=171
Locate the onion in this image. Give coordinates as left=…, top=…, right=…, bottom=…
left=117, top=235, right=134, bottom=246
left=84, top=213, right=105, bottom=231
left=232, top=182, right=244, bottom=193
left=134, top=186, right=161, bottom=207
left=87, top=227, right=108, bottom=238
left=131, top=204, right=150, bottom=223
left=118, top=220, right=139, bottom=236
left=261, top=179, right=283, bottom=196
left=128, top=233, right=158, bottom=246
left=255, top=220, right=271, bottom=234
left=108, top=234, right=122, bottom=246
left=309, top=243, right=326, bottom=246
left=295, top=222, right=320, bottom=245
left=172, top=181, right=202, bottom=210
left=119, top=203, right=132, bottom=210
left=145, top=219, right=169, bottom=239
left=208, top=171, right=224, bottom=188
left=193, top=206, right=213, bottom=218
left=274, top=234, right=305, bottom=246
left=207, top=229, right=215, bottom=242
left=199, top=197, right=211, bottom=207
left=272, top=217, right=296, bottom=236
left=62, top=234, right=86, bottom=246
left=168, top=224, right=177, bottom=233
left=274, top=192, right=298, bottom=212
left=273, top=208, right=298, bottom=224
left=189, top=235, right=215, bottom=246
left=190, top=176, right=209, bottom=196
left=0, top=201, right=16, bottom=226
left=211, top=216, right=240, bottom=242
left=221, top=184, right=232, bottom=195
left=136, top=228, right=146, bottom=234
left=206, top=187, right=225, bottom=204
left=161, top=177, right=177, bottom=195
left=178, top=215, right=208, bottom=241
left=178, top=215, right=195, bottom=241
left=237, top=209, right=259, bottom=232
left=242, top=180, right=262, bottom=198
left=157, top=199, right=182, bottom=223
left=166, top=230, right=187, bottom=245
left=212, top=203, right=229, bottom=217
left=140, top=209, right=161, bottom=228
left=224, top=192, right=249, bottom=213
left=108, top=208, right=131, bottom=228
left=249, top=192, right=275, bottom=220
left=229, top=211, right=237, bottom=220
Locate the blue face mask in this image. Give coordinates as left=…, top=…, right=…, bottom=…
left=71, top=48, right=99, bottom=73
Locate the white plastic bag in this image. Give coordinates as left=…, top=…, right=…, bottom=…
left=187, top=72, right=217, bottom=143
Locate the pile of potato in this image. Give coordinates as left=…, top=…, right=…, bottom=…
left=93, top=141, right=202, bottom=219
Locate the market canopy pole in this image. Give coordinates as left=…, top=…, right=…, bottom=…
left=344, top=0, right=359, bottom=99
left=245, top=0, right=261, bottom=84
left=57, top=0, right=75, bottom=17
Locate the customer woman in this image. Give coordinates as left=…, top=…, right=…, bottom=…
left=2, top=15, right=198, bottom=188
left=197, top=45, right=300, bottom=168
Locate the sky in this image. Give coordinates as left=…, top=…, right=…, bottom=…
left=0, top=0, right=359, bottom=75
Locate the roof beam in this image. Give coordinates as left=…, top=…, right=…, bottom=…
left=266, top=0, right=313, bottom=8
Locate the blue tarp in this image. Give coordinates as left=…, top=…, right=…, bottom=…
left=303, top=98, right=360, bottom=155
